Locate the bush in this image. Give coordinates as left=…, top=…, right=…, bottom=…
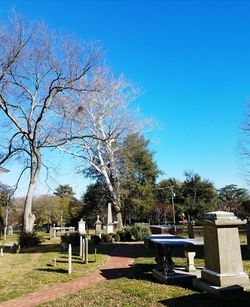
left=101, top=233, right=113, bottom=243
left=91, top=235, right=102, bottom=244
left=117, top=230, right=132, bottom=242
left=133, top=223, right=151, bottom=240
left=125, top=223, right=151, bottom=241
left=18, top=231, right=42, bottom=247
left=112, top=233, right=120, bottom=242
left=61, top=232, right=83, bottom=246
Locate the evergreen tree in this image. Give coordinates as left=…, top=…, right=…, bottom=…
left=180, top=171, right=218, bottom=220
left=119, top=133, right=160, bottom=223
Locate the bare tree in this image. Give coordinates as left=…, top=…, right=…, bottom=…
left=59, top=69, right=139, bottom=229
left=0, top=15, right=101, bottom=232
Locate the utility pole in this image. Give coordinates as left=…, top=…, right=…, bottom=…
left=154, top=186, right=176, bottom=225
left=170, top=186, right=176, bottom=225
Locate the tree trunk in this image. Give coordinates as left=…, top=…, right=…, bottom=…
left=101, top=168, right=124, bottom=230
left=23, top=151, right=41, bottom=232
left=116, top=211, right=123, bottom=230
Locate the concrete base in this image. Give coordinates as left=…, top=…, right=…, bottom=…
left=153, top=268, right=200, bottom=284
left=106, top=224, right=114, bottom=234
left=193, top=278, right=249, bottom=295
left=201, top=268, right=249, bottom=287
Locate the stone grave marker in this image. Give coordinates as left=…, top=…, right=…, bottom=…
left=95, top=215, right=102, bottom=238
left=246, top=218, right=250, bottom=251
left=194, top=211, right=249, bottom=293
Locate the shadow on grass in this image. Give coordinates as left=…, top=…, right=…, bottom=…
left=100, top=263, right=250, bottom=306
left=159, top=292, right=250, bottom=307
left=54, top=259, right=96, bottom=264
left=241, top=245, right=250, bottom=260
left=36, top=268, right=68, bottom=274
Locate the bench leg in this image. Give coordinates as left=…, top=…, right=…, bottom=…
left=184, top=250, right=196, bottom=272
left=155, top=245, right=175, bottom=276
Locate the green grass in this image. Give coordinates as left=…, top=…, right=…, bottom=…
left=1, top=232, right=250, bottom=306
left=41, top=244, right=250, bottom=307
left=0, top=238, right=113, bottom=302
left=42, top=277, right=250, bottom=307
left=0, top=233, right=19, bottom=244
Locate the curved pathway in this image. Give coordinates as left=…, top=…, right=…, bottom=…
left=0, top=243, right=137, bottom=307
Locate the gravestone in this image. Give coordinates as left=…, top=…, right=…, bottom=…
left=78, top=219, right=86, bottom=235
left=194, top=211, right=249, bottom=292
left=106, top=203, right=114, bottom=234
left=247, top=218, right=250, bottom=251
left=78, top=218, right=86, bottom=257
left=95, top=215, right=102, bottom=238
left=7, top=226, right=13, bottom=235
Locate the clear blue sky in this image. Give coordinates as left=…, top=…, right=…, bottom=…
left=1, top=0, right=250, bottom=198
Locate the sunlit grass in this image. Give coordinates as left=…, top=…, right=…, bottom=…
left=0, top=238, right=112, bottom=302
left=41, top=242, right=250, bottom=307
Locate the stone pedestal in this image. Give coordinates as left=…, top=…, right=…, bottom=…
left=246, top=220, right=250, bottom=251
left=95, top=215, right=102, bottom=238
left=201, top=211, right=249, bottom=287
left=106, top=224, right=114, bottom=234
left=78, top=219, right=86, bottom=235
left=184, top=250, right=196, bottom=272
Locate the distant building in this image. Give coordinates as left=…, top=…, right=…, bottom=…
left=0, top=167, right=9, bottom=174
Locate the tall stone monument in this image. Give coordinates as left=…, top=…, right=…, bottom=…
left=194, top=211, right=249, bottom=292
left=106, top=202, right=114, bottom=234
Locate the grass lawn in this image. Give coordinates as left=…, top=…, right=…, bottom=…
left=41, top=240, right=250, bottom=307
left=1, top=233, right=250, bottom=306
left=0, top=233, right=19, bottom=244
left=0, top=236, right=113, bottom=302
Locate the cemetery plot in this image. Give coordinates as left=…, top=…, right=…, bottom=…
left=0, top=239, right=112, bottom=303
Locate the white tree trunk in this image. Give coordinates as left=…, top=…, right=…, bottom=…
left=23, top=151, right=41, bottom=232
left=116, top=211, right=123, bottom=230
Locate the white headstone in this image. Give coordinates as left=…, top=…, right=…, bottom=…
left=95, top=215, right=102, bottom=238
left=78, top=219, right=86, bottom=235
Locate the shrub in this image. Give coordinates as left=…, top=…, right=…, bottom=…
left=133, top=223, right=151, bottom=240
left=61, top=232, right=83, bottom=246
left=117, top=230, right=132, bottom=242
left=91, top=235, right=102, bottom=244
left=101, top=233, right=112, bottom=243
left=18, top=231, right=42, bottom=247
left=112, top=233, right=120, bottom=242
left=125, top=223, right=151, bottom=241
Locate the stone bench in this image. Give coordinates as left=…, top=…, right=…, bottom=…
left=50, top=227, right=75, bottom=238
left=144, top=234, right=203, bottom=276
